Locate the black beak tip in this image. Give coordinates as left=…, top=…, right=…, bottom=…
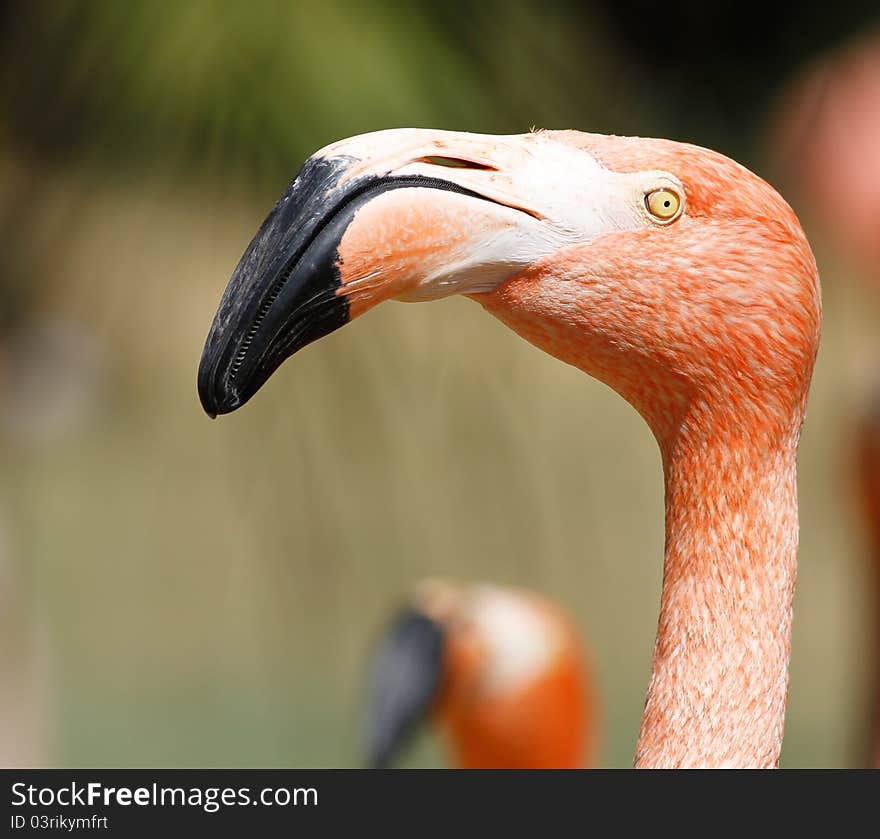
left=198, top=385, right=238, bottom=419
left=197, top=362, right=218, bottom=418
left=195, top=152, right=371, bottom=420
left=197, top=356, right=237, bottom=419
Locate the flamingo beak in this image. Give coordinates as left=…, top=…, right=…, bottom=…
left=363, top=609, right=446, bottom=769
left=197, top=153, right=362, bottom=418
left=197, top=129, right=555, bottom=417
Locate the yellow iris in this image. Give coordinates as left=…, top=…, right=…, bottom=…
left=646, top=188, right=682, bottom=222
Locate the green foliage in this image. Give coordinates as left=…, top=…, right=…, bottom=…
left=1, top=1, right=634, bottom=187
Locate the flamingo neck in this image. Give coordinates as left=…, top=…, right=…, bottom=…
left=634, top=427, right=800, bottom=768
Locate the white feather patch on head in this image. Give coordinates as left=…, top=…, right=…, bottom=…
left=318, top=128, right=685, bottom=301
left=465, top=585, right=563, bottom=696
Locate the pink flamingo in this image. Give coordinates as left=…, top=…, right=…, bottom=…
left=198, top=129, right=821, bottom=768
left=857, top=398, right=880, bottom=766
left=363, top=580, right=598, bottom=768
left=772, top=32, right=880, bottom=766
left=772, top=31, right=880, bottom=284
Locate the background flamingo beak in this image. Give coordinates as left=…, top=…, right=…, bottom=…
left=363, top=609, right=445, bottom=769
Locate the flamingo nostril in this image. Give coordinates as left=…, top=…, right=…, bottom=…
left=419, top=155, right=496, bottom=171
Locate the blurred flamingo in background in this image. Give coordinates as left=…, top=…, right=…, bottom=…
left=363, top=580, right=597, bottom=768
left=772, top=30, right=880, bottom=766
left=772, top=31, right=880, bottom=284
left=198, top=128, right=821, bottom=767
left=857, top=397, right=880, bottom=766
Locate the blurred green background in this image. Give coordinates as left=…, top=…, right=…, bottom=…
left=1, top=1, right=879, bottom=768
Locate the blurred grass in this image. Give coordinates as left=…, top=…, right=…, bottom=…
left=2, top=0, right=879, bottom=768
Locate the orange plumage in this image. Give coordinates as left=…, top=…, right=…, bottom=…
left=200, top=128, right=821, bottom=767
left=434, top=587, right=595, bottom=769
left=364, top=581, right=597, bottom=769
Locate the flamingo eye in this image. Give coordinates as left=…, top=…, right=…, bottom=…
left=645, top=188, right=682, bottom=223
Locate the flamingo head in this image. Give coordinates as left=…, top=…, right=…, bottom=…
left=198, top=129, right=820, bottom=447
left=362, top=580, right=588, bottom=769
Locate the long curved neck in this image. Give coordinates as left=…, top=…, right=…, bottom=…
left=635, top=428, right=800, bottom=768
